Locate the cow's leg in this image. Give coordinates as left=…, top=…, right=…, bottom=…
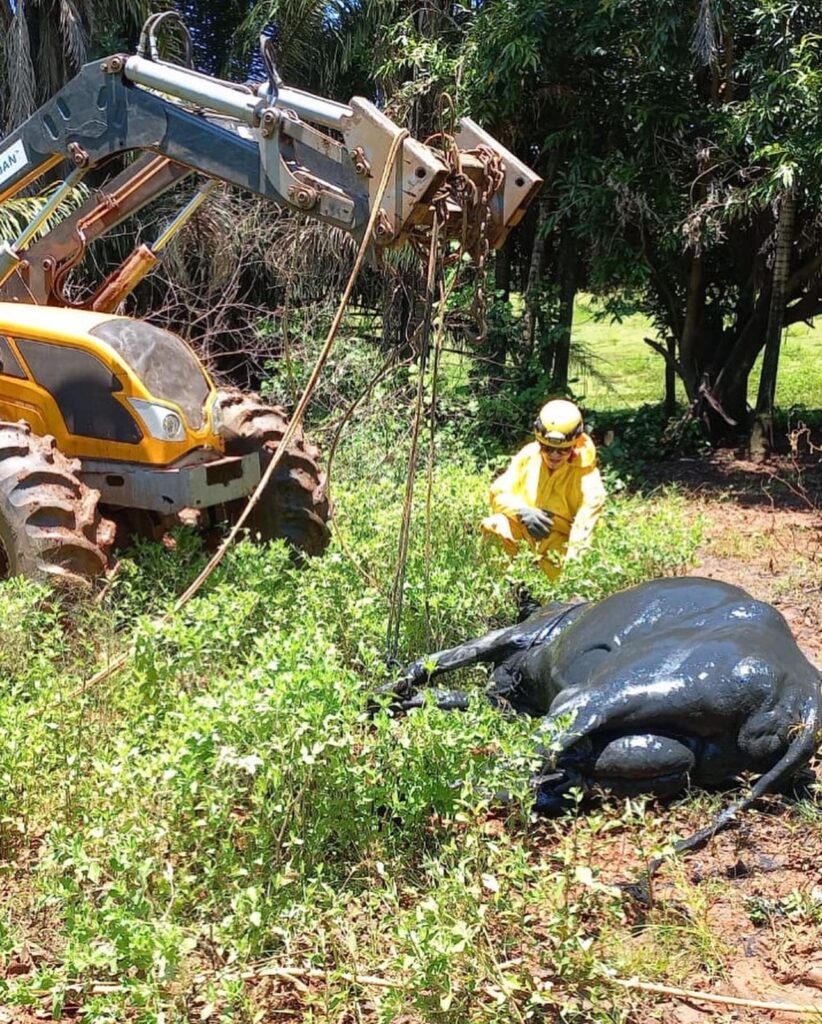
left=370, top=626, right=524, bottom=712
left=387, top=607, right=578, bottom=700
left=394, top=688, right=473, bottom=712
left=585, top=734, right=696, bottom=798
left=372, top=603, right=583, bottom=717
left=532, top=733, right=697, bottom=813
left=399, top=620, right=545, bottom=688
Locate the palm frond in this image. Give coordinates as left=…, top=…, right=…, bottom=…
left=37, top=4, right=64, bottom=101
left=692, top=0, right=720, bottom=66
left=237, top=0, right=389, bottom=94
left=6, top=0, right=37, bottom=128
left=59, top=0, right=87, bottom=71
left=0, top=180, right=89, bottom=243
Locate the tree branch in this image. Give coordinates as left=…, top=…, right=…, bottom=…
left=787, top=249, right=822, bottom=294
left=697, top=374, right=738, bottom=426
left=715, top=283, right=770, bottom=389
left=644, top=336, right=685, bottom=379
left=638, top=221, right=682, bottom=341
left=785, top=289, right=822, bottom=325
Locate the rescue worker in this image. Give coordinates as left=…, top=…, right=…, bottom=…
left=481, top=399, right=606, bottom=579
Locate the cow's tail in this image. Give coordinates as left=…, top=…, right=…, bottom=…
left=649, top=694, right=821, bottom=875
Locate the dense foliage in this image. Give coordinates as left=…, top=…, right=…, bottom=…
left=459, top=0, right=822, bottom=441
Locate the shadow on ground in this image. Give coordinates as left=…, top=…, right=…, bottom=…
left=635, top=447, right=821, bottom=511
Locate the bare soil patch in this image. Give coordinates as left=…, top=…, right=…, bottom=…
left=687, top=498, right=820, bottom=664
left=615, top=805, right=822, bottom=1023
left=599, top=450, right=822, bottom=1021
left=638, top=448, right=820, bottom=661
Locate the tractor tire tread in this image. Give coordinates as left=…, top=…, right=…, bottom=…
left=215, top=389, right=330, bottom=557
left=0, top=421, right=113, bottom=587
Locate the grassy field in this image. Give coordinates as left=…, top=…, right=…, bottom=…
left=573, top=296, right=822, bottom=412
left=0, top=411, right=707, bottom=1023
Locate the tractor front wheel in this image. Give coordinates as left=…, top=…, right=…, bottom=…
left=0, top=421, right=113, bottom=587
left=215, top=390, right=330, bottom=558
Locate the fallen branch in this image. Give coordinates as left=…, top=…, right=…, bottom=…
left=696, top=374, right=738, bottom=426
left=608, top=975, right=822, bottom=1015
left=230, top=962, right=822, bottom=1017
left=62, top=964, right=822, bottom=1017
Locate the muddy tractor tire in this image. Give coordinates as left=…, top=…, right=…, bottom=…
left=0, top=421, right=113, bottom=587
left=215, top=389, right=331, bottom=558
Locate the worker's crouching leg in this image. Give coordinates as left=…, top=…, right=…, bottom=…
left=481, top=514, right=569, bottom=580
left=534, top=531, right=568, bottom=580
left=481, top=512, right=531, bottom=557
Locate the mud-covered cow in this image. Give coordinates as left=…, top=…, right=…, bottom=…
left=388, top=577, right=821, bottom=855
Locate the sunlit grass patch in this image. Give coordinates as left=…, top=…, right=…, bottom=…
left=575, top=295, right=822, bottom=414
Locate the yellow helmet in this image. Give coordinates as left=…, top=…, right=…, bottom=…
left=533, top=399, right=583, bottom=449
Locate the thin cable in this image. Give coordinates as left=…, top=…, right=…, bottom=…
left=423, top=302, right=441, bottom=649
left=385, top=215, right=440, bottom=665
left=324, top=349, right=402, bottom=589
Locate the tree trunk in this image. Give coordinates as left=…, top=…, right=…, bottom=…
left=484, top=240, right=512, bottom=394
left=700, top=282, right=771, bottom=443
left=665, top=336, right=677, bottom=417
left=552, top=228, right=578, bottom=388
left=679, top=253, right=704, bottom=398
left=751, top=187, right=796, bottom=456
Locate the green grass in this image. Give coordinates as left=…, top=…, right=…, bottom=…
left=573, top=296, right=822, bottom=413
left=0, top=294, right=818, bottom=1021
left=0, top=434, right=705, bottom=1023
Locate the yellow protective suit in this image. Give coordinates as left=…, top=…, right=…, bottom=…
left=481, top=433, right=606, bottom=578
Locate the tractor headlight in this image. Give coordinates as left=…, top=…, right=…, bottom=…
left=162, top=412, right=182, bottom=439
left=127, top=398, right=186, bottom=441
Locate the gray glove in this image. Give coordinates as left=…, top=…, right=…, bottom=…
left=518, top=506, right=553, bottom=540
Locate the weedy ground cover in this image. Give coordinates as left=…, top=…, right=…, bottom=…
left=0, top=310, right=818, bottom=1023
left=0, top=435, right=706, bottom=1022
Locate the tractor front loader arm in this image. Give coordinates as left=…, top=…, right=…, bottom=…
left=0, top=153, right=193, bottom=307
left=0, top=41, right=541, bottom=305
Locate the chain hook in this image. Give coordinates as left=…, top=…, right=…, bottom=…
left=138, top=11, right=194, bottom=67
left=260, top=28, right=284, bottom=103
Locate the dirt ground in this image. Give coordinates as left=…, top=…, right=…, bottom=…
left=615, top=448, right=822, bottom=1023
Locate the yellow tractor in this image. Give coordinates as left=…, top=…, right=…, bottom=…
left=0, top=17, right=540, bottom=585
left=0, top=302, right=329, bottom=583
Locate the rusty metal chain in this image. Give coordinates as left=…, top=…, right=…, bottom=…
left=470, top=144, right=504, bottom=343
left=417, top=134, right=504, bottom=343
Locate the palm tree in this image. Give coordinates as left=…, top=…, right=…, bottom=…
left=0, top=180, right=88, bottom=240
left=2, top=0, right=151, bottom=130
left=235, top=1, right=468, bottom=104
